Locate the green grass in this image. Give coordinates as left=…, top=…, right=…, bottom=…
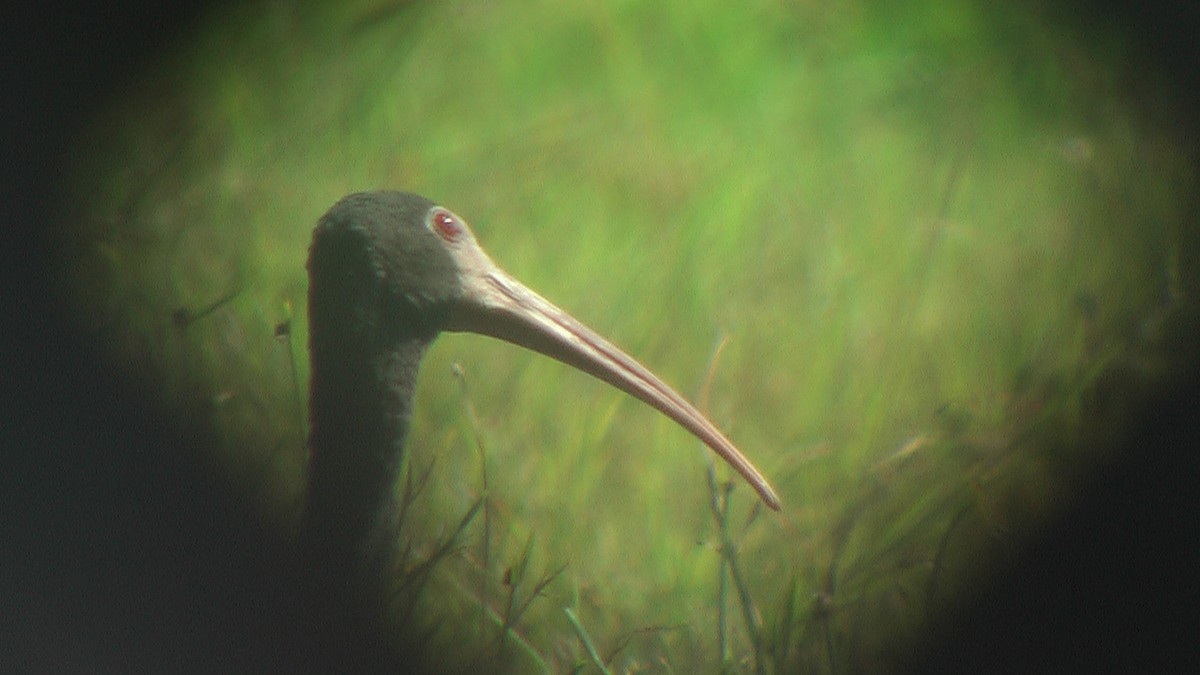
left=65, top=0, right=1193, bottom=672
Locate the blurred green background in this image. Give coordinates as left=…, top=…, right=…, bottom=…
left=63, top=0, right=1195, bottom=671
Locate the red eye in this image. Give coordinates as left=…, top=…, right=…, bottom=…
left=431, top=209, right=464, bottom=242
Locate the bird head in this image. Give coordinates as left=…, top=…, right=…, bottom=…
left=307, top=190, right=780, bottom=510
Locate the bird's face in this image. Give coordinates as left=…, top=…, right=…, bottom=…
left=310, top=191, right=779, bottom=510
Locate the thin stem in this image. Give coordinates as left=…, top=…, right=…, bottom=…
left=565, top=607, right=612, bottom=675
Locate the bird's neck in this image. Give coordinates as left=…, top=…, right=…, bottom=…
left=305, top=323, right=430, bottom=587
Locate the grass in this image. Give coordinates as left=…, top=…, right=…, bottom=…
left=63, top=0, right=1194, bottom=672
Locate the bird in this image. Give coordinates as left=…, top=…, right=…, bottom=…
left=303, top=190, right=780, bottom=588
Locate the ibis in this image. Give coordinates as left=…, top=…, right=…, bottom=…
left=303, top=191, right=779, bottom=585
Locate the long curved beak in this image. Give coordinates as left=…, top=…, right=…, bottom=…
left=444, top=261, right=781, bottom=511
